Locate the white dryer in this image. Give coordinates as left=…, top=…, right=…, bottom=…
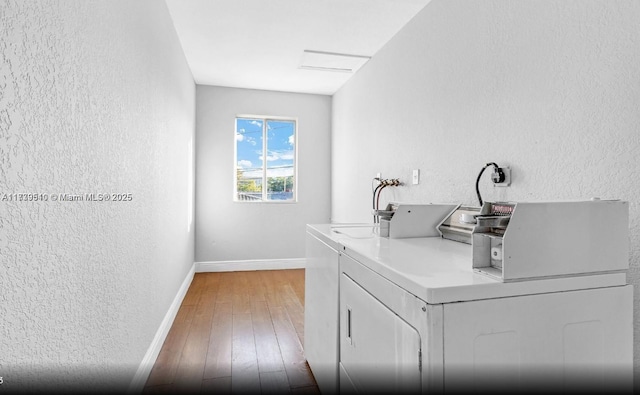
left=306, top=200, right=633, bottom=393
left=338, top=249, right=632, bottom=393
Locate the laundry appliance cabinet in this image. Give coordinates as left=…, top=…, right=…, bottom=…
left=304, top=222, right=633, bottom=393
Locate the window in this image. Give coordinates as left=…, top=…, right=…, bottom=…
left=235, top=116, right=297, bottom=202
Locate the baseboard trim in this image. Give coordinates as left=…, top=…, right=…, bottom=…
left=195, top=258, right=306, bottom=272
left=127, top=263, right=196, bottom=394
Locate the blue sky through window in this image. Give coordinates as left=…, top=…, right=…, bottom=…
left=236, top=117, right=295, bottom=200
left=236, top=118, right=264, bottom=179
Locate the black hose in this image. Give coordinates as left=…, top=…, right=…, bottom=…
left=475, top=162, right=499, bottom=206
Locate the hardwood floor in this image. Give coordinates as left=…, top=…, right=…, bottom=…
left=143, top=269, right=319, bottom=394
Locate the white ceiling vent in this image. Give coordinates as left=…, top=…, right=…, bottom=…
left=299, top=50, right=371, bottom=73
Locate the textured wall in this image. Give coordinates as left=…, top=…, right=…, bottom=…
left=196, top=86, right=331, bottom=263
left=0, top=0, right=195, bottom=391
left=332, top=0, right=640, bottom=380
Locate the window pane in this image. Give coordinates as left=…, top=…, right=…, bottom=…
left=236, top=118, right=264, bottom=201
left=266, top=120, right=295, bottom=201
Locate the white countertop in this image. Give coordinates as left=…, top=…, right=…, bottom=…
left=307, top=223, right=627, bottom=304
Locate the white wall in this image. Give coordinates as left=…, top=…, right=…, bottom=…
left=0, top=0, right=195, bottom=391
left=332, top=0, right=640, bottom=379
left=196, top=86, right=331, bottom=264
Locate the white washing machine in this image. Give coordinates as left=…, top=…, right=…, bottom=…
left=338, top=250, right=632, bottom=393
left=306, top=200, right=633, bottom=393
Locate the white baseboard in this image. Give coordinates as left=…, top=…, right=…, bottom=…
left=127, top=263, right=196, bottom=394
left=195, top=258, right=306, bottom=272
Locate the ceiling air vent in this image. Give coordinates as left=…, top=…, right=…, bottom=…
left=299, top=50, right=370, bottom=73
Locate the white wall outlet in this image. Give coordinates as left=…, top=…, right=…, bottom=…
left=412, top=169, right=420, bottom=185
left=376, top=172, right=381, bottom=179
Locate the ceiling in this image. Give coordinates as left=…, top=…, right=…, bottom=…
left=165, top=0, right=431, bottom=95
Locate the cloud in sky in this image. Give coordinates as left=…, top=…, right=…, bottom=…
left=262, top=154, right=278, bottom=162
left=242, top=169, right=262, bottom=179
left=237, top=133, right=258, bottom=146
left=242, top=167, right=293, bottom=179
left=260, top=149, right=294, bottom=162
left=267, top=167, right=294, bottom=177
left=288, top=134, right=294, bottom=145
left=237, top=159, right=252, bottom=168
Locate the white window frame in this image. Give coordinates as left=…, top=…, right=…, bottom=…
left=234, top=114, right=298, bottom=203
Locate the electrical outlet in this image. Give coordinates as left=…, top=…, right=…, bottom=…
left=493, top=167, right=511, bottom=187
left=376, top=172, right=381, bottom=179
left=412, top=169, right=420, bottom=185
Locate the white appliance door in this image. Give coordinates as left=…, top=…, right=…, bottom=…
left=340, top=272, right=421, bottom=393
left=304, top=232, right=340, bottom=393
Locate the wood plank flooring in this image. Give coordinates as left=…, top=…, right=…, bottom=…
left=143, top=269, right=319, bottom=394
